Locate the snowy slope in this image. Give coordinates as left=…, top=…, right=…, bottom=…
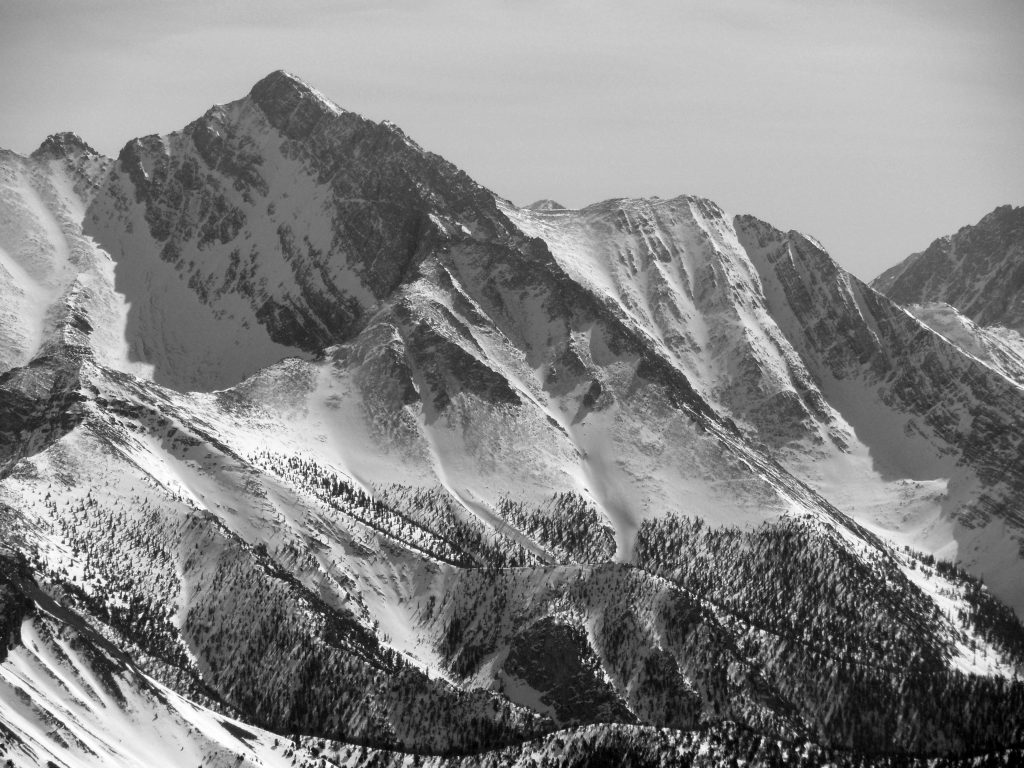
left=904, top=302, right=1024, bottom=388
left=0, top=609, right=302, bottom=768
left=502, top=195, right=839, bottom=448
left=0, top=135, right=148, bottom=380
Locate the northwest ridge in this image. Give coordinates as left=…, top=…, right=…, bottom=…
left=0, top=71, right=1023, bottom=767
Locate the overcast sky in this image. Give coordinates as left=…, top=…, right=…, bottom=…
left=2, top=0, right=1021, bottom=279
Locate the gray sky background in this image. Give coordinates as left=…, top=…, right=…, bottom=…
left=2, top=0, right=1021, bottom=279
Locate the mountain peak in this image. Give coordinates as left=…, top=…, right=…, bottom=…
left=31, top=132, right=99, bottom=161
left=251, top=68, right=314, bottom=94
left=525, top=199, right=567, bottom=211
left=248, top=69, right=346, bottom=129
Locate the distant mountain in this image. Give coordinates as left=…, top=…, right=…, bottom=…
left=873, top=205, right=1024, bottom=332
left=523, top=199, right=567, bottom=211
left=2, top=71, right=1024, bottom=767
left=872, top=205, right=1024, bottom=392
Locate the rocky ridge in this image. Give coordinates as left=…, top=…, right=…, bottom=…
left=873, top=205, right=1024, bottom=332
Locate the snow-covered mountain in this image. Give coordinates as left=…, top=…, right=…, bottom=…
left=2, top=71, right=1024, bottom=766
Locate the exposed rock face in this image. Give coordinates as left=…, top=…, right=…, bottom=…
left=31, top=132, right=99, bottom=162
left=0, top=550, right=33, bottom=661
left=873, top=205, right=1024, bottom=332
left=0, top=356, right=86, bottom=476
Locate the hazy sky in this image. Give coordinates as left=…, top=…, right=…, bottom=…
left=2, top=0, right=1021, bottom=279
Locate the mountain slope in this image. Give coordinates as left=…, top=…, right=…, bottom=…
left=736, top=216, right=1024, bottom=612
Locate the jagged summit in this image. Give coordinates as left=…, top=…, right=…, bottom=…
left=30, top=131, right=99, bottom=160
left=248, top=68, right=348, bottom=124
